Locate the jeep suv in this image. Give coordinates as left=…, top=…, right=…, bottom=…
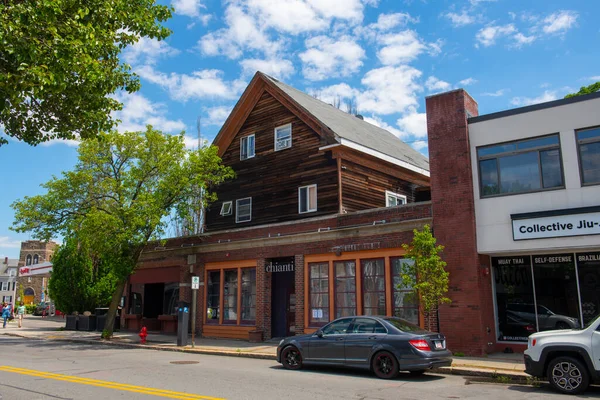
left=524, top=314, right=600, bottom=394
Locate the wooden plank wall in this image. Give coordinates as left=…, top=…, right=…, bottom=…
left=206, top=91, right=338, bottom=231
left=340, top=159, right=417, bottom=213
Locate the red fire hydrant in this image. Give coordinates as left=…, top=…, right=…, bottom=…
left=139, top=326, right=148, bottom=344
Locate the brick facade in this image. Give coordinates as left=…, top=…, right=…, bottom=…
left=16, top=240, right=58, bottom=305
left=426, top=90, right=496, bottom=355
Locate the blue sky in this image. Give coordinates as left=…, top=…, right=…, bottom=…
left=1, top=0, right=599, bottom=259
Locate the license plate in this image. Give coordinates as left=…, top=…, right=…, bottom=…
left=434, top=341, right=444, bottom=350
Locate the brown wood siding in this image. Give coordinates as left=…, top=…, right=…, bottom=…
left=206, top=91, right=338, bottom=231
left=202, top=325, right=256, bottom=340
left=340, top=159, right=417, bottom=213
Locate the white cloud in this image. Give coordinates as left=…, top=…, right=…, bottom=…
left=459, top=78, right=478, bottom=86
left=171, top=0, right=208, bottom=21
left=240, top=58, right=295, bottom=79
left=511, top=90, right=557, bottom=107
left=308, top=83, right=359, bottom=106
left=470, top=0, right=497, bottom=5
left=589, top=76, right=600, bottom=81
left=396, top=107, right=427, bottom=138
left=357, top=65, right=422, bottom=115
left=113, top=92, right=187, bottom=134
left=204, top=106, right=233, bottom=126
left=0, top=236, right=21, bottom=249
left=482, top=89, right=507, bottom=97
left=136, top=65, right=246, bottom=102
left=475, top=24, right=516, bottom=47
left=300, top=36, right=365, bottom=81
left=377, top=30, right=426, bottom=65
left=543, top=10, right=578, bottom=34
left=425, top=76, right=451, bottom=92
left=122, top=37, right=179, bottom=66
left=513, top=32, right=536, bottom=47
left=444, top=11, right=477, bottom=27
left=40, top=138, right=80, bottom=147
left=359, top=12, right=418, bottom=39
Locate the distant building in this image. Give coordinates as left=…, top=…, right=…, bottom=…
left=0, top=257, right=19, bottom=304
left=16, top=240, right=58, bottom=304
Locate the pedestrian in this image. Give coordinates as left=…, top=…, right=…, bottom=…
left=16, top=302, right=26, bottom=328
left=2, top=302, right=10, bottom=328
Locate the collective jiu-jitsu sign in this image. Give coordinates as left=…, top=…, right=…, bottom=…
left=512, top=207, right=600, bottom=241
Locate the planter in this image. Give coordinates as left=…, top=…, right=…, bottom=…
left=248, top=330, right=263, bottom=343
left=65, top=315, right=78, bottom=331
left=77, top=315, right=97, bottom=331
left=141, top=317, right=160, bottom=331
left=158, top=314, right=177, bottom=334
left=124, top=314, right=142, bottom=331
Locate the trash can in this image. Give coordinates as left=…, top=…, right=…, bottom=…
left=65, top=315, right=78, bottom=330
left=78, top=315, right=97, bottom=331
left=176, top=301, right=189, bottom=347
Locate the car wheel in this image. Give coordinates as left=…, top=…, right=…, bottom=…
left=547, top=356, right=590, bottom=395
left=372, top=351, right=399, bottom=379
left=555, top=322, right=570, bottom=330
left=281, top=346, right=303, bottom=370
left=409, top=370, right=426, bottom=377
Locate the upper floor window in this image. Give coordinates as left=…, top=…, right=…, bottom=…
left=236, top=197, right=252, bottom=223
left=220, top=201, right=232, bottom=216
left=576, top=126, right=600, bottom=186
left=26, top=255, right=32, bottom=266
left=477, top=134, right=563, bottom=197
left=274, top=124, right=292, bottom=151
left=298, top=184, right=317, bottom=213
left=385, top=191, right=406, bottom=207
left=240, top=134, right=255, bottom=160
left=33, top=254, right=39, bottom=264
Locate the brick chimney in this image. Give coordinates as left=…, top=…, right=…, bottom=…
left=426, top=89, right=495, bottom=355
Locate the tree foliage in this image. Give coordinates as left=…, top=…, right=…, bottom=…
left=11, top=127, right=235, bottom=336
left=565, top=81, right=600, bottom=99
left=398, top=225, right=451, bottom=331
left=48, top=237, right=117, bottom=315
left=0, top=0, right=172, bottom=146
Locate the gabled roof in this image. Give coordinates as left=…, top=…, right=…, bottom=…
left=213, top=72, right=429, bottom=176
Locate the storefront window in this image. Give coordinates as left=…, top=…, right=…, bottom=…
left=223, top=269, right=238, bottom=324
left=577, top=252, right=600, bottom=325
left=241, top=268, right=256, bottom=324
left=334, top=261, right=356, bottom=318
left=493, top=256, right=536, bottom=342
left=162, top=283, right=179, bottom=316
left=206, top=271, right=220, bottom=324
left=362, top=258, right=386, bottom=316
left=391, top=258, right=419, bottom=325
left=309, top=262, right=329, bottom=326
left=532, top=254, right=581, bottom=331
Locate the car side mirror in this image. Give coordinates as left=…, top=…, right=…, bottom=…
left=316, top=330, right=323, bottom=338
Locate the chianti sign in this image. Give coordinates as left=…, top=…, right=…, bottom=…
left=265, top=259, right=295, bottom=273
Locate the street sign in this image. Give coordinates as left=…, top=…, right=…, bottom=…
left=191, top=276, right=200, bottom=290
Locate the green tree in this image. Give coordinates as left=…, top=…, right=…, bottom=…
left=11, top=127, right=234, bottom=337
left=48, top=237, right=117, bottom=315
left=565, top=81, right=600, bottom=98
left=0, top=0, right=172, bottom=146
left=398, top=225, right=451, bottom=331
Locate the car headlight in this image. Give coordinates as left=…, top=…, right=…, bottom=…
left=279, top=339, right=284, bottom=346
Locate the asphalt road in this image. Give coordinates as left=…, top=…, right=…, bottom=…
left=0, top=336, right=597, bottom=400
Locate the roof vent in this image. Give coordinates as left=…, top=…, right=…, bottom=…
left=355, top=114, right=364, bottom=120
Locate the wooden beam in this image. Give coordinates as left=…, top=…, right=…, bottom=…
left=337, top=157, right=343, bottom=213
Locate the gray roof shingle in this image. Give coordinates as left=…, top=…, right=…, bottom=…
left=264, top=74, right=429, bottom=173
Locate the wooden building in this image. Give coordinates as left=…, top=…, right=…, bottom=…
left=125, top=72, right=433, bottom=341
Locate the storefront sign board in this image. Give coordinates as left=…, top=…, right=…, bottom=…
left=265, top=260, right=295, bottom=273
left=512, top=210, right=600, bottom=240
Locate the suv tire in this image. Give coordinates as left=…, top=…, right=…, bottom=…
left=547, top=356, right=590, bottom=395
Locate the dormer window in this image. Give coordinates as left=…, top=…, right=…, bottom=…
left=240, top=134, right=255, bottom=160
left=220, top=201, right=232, bottom=216
left=274, top=124, right=292, bottom=151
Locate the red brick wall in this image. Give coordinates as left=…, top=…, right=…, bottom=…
left=294, top=254, right=305, bottom=335
left=426, top=90, right=496, bottom=355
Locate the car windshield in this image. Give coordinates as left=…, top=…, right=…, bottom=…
left=383, top=317, right=429, bottom=334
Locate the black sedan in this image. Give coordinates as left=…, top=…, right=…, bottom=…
left=276, top=316, right=452, bottom=379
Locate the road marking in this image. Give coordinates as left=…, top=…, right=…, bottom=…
left=0, top=366, right=225, bottom=400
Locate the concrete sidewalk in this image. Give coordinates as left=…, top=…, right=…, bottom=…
left=2, top=316, right=528, bottom=380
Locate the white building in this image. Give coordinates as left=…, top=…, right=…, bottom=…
left=0, top=257, right=19, bottom=304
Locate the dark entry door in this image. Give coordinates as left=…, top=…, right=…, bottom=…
left=271, top=265, right=295, bottom=338
left=143, top=283, right=164, bottom=318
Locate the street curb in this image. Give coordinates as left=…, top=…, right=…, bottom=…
left=2, top=333, right=528, bottom=380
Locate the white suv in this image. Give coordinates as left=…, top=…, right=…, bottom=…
left=524, top=314, right=600, bottom=395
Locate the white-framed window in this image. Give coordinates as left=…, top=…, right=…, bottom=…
left=385, top=190, right=407, bottom=207
left=240, top=134, right=255, bottom=160
left=220, top=201, right=233, bottom=216
left=236, top=197, right=252, bottom=223
left=299, top=184, right=317, bottom=214
left=274, top=123, right=292, bottom=151
left=8, top=269, right=15, bottom=277
left=1, top=282, right=8, bottom=291
left=33, top=254, right=39, bottom=264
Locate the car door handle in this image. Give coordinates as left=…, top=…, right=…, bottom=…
left=336, top=337, right=344, bottom=341
left=368, top=336, right=377, bottom=340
